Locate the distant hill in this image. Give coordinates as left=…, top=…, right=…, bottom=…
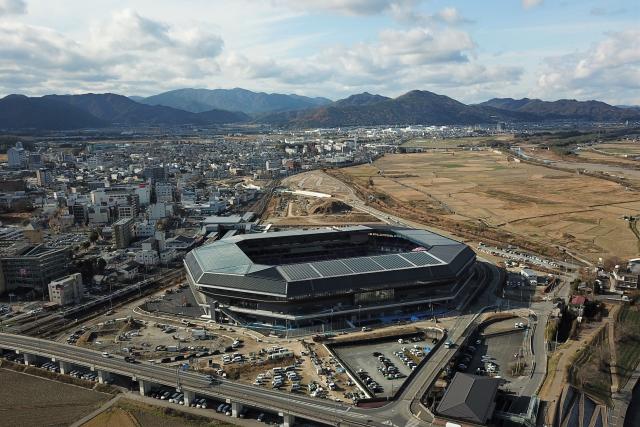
left=259, top=90, right=529, bottom=127
left=479, top=98, right=640, bottom=121
left=47, top=93, right=249, bottom=126
left=333, top=92, right=390, bottom=107
left=0, top=95, right=107, bottom=130
left=138, top=88, right=332, bottom=114
left=0, top=93, right=249, bottom=130
left=617, top=105, right=640, bottom=112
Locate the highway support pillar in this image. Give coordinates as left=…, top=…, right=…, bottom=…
left=231, top=402, right=243, bottom=417
left=183, top=390, right=195, bottom=407
left=97, top=370, right=107, bottom=384
left=22, top=352, right=35, bottom=366
left=58, top=361, right=70, bottom=375
left=282, top=413, right=295, bottom=427
left=139, top=379, right=151, bottom=396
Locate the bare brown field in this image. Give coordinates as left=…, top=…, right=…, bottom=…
left=401, top=135, right=513, bottom=148
left=85, top=399, right=236, bottom=427
left=339, top=150, right=640, bottom=261
left=593, top=142, right=640, bottom=156
left=0, top=369, right=110, bottom=427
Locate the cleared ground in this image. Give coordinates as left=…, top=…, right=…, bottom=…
left=265, top=193, right=381, bottom=226
left=0, top=368, right=109, bottom=427
left=340, top=150, right=640, bottom=261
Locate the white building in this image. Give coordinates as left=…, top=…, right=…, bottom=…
left=48, top=273, right=83, bottom=306
left=8, top=142, right=27, bottom=168
left=134, top=242, right=160, bottom=266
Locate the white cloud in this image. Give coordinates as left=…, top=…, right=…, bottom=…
left=537, top=29, right=640, bottom=103
left=221, top=24, right=521, bottom=100
left=273, top=0, right=420, bottom=16
left=0, top=9, right=225, bottom=96
left=522, top=0, right=543, bottom=10
left=0, top=0, right=25, bottom=16
left=89, top=9, right=223, bottom=59
left=392, top=6, right=472, bottom=26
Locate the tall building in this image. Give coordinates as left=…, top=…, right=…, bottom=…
left=113, top=217, right=134, bottom=249
left=48, top=273, right=83, bottom=306
left=68, top=203, right=88, bottom=225
left=0, top=245, right=71, bottom=295
left=36, top=168, right=53, bottom=186
left=7, top=142, right=27, bottom=169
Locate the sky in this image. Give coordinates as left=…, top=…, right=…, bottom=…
left=0, top=0, right=638, bottom=104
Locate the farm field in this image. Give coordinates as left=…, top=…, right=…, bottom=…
left=340, top=150, right=640, bottom=261
left=0, top=369, right=110, bottom=427
left=401, top=135, right=513, bottom=149
left=593, top=142, right=640, bottom=157
left=83, top=399, right=236, bottom=427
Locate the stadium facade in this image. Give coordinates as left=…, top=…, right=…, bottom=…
left=184, top=226, right=477, bottom=331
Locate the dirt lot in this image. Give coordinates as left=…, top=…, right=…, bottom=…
left=71, top=316, right=233, bottom=363
left=265, top=192, right=381, bottom=226
left=0, top=368, right=110, bottom=427
left=339, top=150, right=640, bottom=261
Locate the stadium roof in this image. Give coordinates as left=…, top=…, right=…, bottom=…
left=184, top=226, right=475, bottom=298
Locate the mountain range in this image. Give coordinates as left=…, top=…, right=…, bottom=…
left=477, top=98, right=640, bottom=122
left=0, top=93, right=249, bottom=130
left=1, top=88, right=638, bottom=131
left=135, top=88, right=332, bottom=114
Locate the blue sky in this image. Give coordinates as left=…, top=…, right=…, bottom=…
left=0, top=0, right=638, bottom=104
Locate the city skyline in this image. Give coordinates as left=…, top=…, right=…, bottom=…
left=0, top=0, right=638, bottom=105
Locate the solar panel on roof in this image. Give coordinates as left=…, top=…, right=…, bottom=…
left=312, top=260, right=354, bottom=277
left=372, top=254, right=413, bottom=270
left=279, top=263, right=321, bottom=281
left=400, top=251, right=441, bottom=266
left=342, top=257, right=385, bottom=273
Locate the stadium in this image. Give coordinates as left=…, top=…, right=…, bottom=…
left=184, top=226, right=477, bottom=333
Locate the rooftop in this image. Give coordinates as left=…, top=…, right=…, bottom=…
left=185, top=226, right=475, bottom=297
left=436, top=372, right=500, bottom=424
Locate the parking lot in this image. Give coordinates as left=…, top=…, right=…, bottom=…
left=332, top=334, right=434, bottom=398
left=451, top=321, right=529, bottom=394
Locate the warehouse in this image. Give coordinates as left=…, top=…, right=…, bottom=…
left=184, top=226, right=476, bottom=331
